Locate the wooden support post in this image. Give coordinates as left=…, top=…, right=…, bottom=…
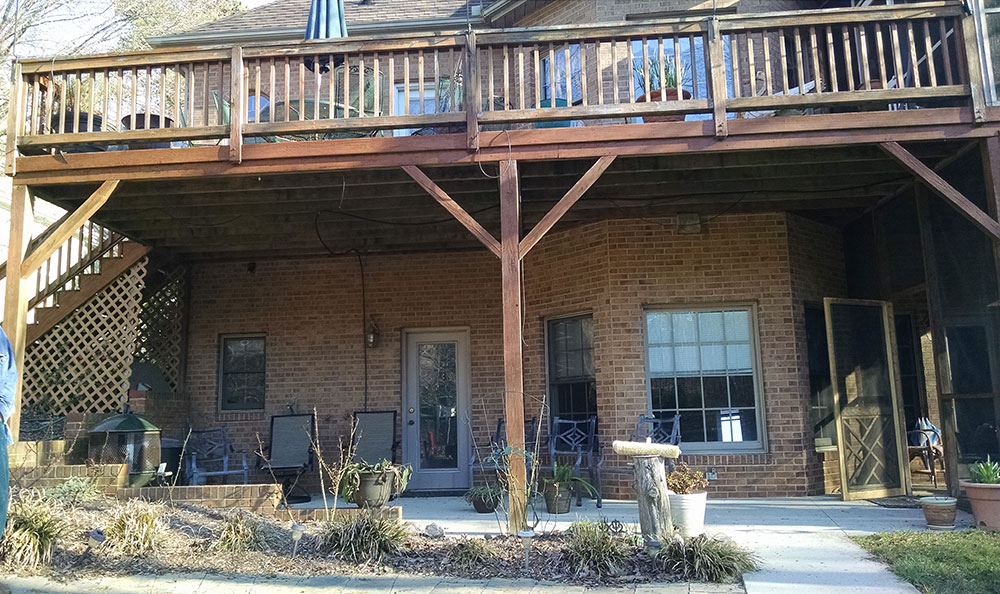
left=401, top=166, right=501, bottom=257
left=500, top=159, right=527, bottom=533
left=465, top=32, right=480, bottom=151
left=961, top=12, right=987, bottom=124
left=519, top=155, right=616, bottom=259
left=5, top=63, right=25, bottom=176
left=979, top=136, right=1000, bottom=457
left=915, top=186, right=959, bottom=496
left=21, top=180, right=120, bottom=276
left=708, top=19, right=729, bottom=140
left=230, top=46, right=245, bottom=164
left=881, top=141, right=1000, bottom=243
left=3, top=186, right=34, bottom=443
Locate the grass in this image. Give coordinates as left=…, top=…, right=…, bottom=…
left=447, top=537, right=493, bottom=570
left=562, top=520, right=638, bottom=577
left=319, top=511, right=408, bottom=563
left=657, top=533, right=758, bottom=583
left=853, top=531, right=1000, bottom=594
left=44, top=476, right=102, bottom=506
left=106, top=499, right=165, bottom=557
left=212, top=510, right=266, bottom=552
left=0, top=494, right=67, bottom=569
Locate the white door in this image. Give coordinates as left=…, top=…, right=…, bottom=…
left=402, top=330, right=471, bottom=491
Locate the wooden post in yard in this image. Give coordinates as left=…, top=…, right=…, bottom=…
left=2, top=186, right=34, bottom=442
left=499, top=159, right=527, bottom=533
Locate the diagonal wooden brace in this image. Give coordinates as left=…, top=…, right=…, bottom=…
left=402, top=165, right=501, bottom=258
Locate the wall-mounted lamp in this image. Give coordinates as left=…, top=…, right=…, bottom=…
left=366, top=316, right=380, bottom=348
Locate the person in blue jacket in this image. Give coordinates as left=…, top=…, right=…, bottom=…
left=0, top=327, right=15, bottom=555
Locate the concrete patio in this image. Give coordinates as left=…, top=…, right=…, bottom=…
left=1, top=495, right=973, bottom=594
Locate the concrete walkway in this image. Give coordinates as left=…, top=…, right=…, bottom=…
left=2, top=496, right=972, bottom=593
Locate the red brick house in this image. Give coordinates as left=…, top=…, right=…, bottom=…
left=5, top=0, right=1000, bottom=527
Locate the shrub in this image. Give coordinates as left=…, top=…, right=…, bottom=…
left=320, top=511, right=407, bottom=563
left=665, top=463, right=709, bottom=495
left=463, top=484, right=505, bottom=507
left=0, top=493, right=67, bottom=569
left=448, top=536, right=493, bottom=570
left=44, top=476, right=102, bottom=506
left=212, top=509, right=266, bottom=552
left=563, top=520, right=638, bottom=577
left=969, top=456, right=1000, bottom=484
left=106, top=499, right=164, bottom=557
left=657, top=533, right=758, bottom=582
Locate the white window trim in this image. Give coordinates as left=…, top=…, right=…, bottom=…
left=393, top=83, right=438, bottom=136
left=218, top=333, right=267, bottom=412
left=642, top=304, right=767, bottom=454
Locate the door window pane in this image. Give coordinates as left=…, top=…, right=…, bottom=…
left=417, top=342, right=458, bottom=470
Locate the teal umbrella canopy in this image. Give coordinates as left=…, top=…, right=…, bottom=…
left=304, top=0, right=348, bottom=73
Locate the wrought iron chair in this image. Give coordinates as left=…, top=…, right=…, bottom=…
left=185, top=428, right=248, bottom=486
left=548, top=416, right=603, bottom=508
left=632, top=413, right=681, bottom=471
left=471, top=417, right=541, bottom=479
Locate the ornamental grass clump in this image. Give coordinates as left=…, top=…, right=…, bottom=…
left=447, top=536, right=493, bottom=570
left=106, top=499, right=165, bottom=557
left=44, top=476, right=102, bottom=506
left=0, top=493, right=67, bottom=569
left=320, top=511, right=407, bottom=563
left=563, top=520, right=638, bottom=577
left=212, top=509, right=266, bottom=552
left=969, top=456, right=1000, bottom=484
left=657, top=533, right=758, bottom=583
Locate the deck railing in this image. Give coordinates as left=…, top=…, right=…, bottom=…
left=4, top=1, right=983, bottom=168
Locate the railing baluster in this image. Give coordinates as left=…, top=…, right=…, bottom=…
left=534, top=44, right=542, bottom=108
left=29, top=75, right=39, bottom=135
left=45, top=74, right=56, bottom=134
left=656, top=37, right=664, bottom=102
left=794, top=28, right=805, bottom=94
left=890, top=22, right=904, bottom=88
left=433, top=50, right=440, bottom=113
left=907, top=21, right=921, bottom=88
left=747, top=33, right=756, bottom=96
left=58, top=74, right=67, bottom=134
left=564, top=44, right=572, bottom=105
left=72, top=71, right=81, bottom=132
left=143, top=66, right=151, bottom=128
left=519, top=46, right=526, bottom=109
left=731, top=32, right=741, bottom=98
left=283, top=58, right=291, bottom=122
left=204, top=63, right=211, bottom=126
left=343, top=53, right=351, bottom=117
left=825, top=27, right=837, bottom=93
left=689, top=34, right=698, bottom=100
left=549, top=44, right=557, bottom=106
left=374, top=53, right=381, bottom=117
left=403, top=53, right=410, bottom=115
left=298, top=57, right=306, bottom=121
left=314, top=56, right=322, bottom=121
left=809, top=27, right=822, bottom=93
left=762, top=32, right=772, bottom=96
left=130, top=67, right=138, bottom=130
left=611, top=39, right=619, bottom=104
left=674, top=36, right=682, bottom=100
left=174, top=65, right=182, bottom=127
left=487, top=48, right=495, bottom=111
left=858, top=24, right=871, bottom=90
left=358, top=54, right=365, bottom=117
left=627, top=38, right=635, bottom=102
left=641, top=37, right=650, bottom=99
left=779, top=29, right=790, bottom=93
left=923, top=21, right=937, bottom=87
left=939, top=19, right=954, bottom=86
left=841, top=26, right=855, bottom=91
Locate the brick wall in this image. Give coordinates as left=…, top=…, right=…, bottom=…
left=118, top=484, right=282, bottom=515
left=184, top=212, right=828, bottom=498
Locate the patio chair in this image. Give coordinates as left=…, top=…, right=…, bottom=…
left=470, top=417, right=541, bottom=478
left=353, top=410, right=398, bottom=464
left=631, top=413, right=681, bottom=472
left=259, top=413, right=314, bottom=504
left=907, top=417, right=944, bottom=488
left=184, top=428, right=248, bottom=486
left=549, top=416, right=603, bottom=508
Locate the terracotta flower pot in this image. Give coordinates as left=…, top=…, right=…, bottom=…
left=919, top=496, right=957, bottom=530
left=960, top=481, right=1000, bottom=531
left=636, top=88, right=693, bottom=123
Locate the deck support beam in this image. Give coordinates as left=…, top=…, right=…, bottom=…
left=402, top=165, right=501, bottom=257
left=499, top=159, right=527, bottom=534
left=3, top=186, right=34, bottom=443
left=881, top=141, right=1000, bottom=244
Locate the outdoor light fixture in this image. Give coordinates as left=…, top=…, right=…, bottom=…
left=517, top=529, right=535, bottom=569
left=291, top=523, right=306, bottom=557
left=366, top=316, right=380, bottom=348
left=87, top=529, right=106, bottom=550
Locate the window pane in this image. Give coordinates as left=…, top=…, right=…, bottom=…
left=727, top=344, right=752, bottom=372
left=677, top=377, right=702, bottom=409
left=651, top=378, right=676, bottom=411
left=649, top=346, right=674, bottom=374
left=729, top=375, right=755, bottom=408
left=680, top=412, right=705, bottom=443
left=699, top=312, right=724, bottom=341
left=701, top=345, right=726, bottom=373
left=224, top=337, right=265, bottom=373
left=675, top=345, right=700, bottom=374
left=647, top=312, right=672, bottom=344
left=673, top=313, right=698, bottom=343
left=706, top=409, right=756, bottom=443
left=222, top=372, right=265, bottom=409
left=703, top=376, right=729, bottom=408
left=724, top=311, right=750, bottom=341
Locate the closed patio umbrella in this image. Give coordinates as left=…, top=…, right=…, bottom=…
left=305, top=0, right=348, bottom=73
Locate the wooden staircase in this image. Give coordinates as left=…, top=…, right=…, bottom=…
left=26, top=240, right=149, bottom=343
left=1, top=218, right=149, bottom=344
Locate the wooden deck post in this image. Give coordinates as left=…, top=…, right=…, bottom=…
left=230, top=46, right=245, bottom=164
left=3, top=186, right=34, bottom=442
left=4, top=63, right=25, bottom=176
left=499, top=159, right=527, bottom=533
left=979, top=136, right=1000, bottom=457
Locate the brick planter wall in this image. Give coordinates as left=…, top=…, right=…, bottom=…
left=117, top=484, right=283, bottom=515
left=11, top=462, right=128, bottom=492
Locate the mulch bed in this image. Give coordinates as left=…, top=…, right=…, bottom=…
left=16, top=497, right=679, bottom=587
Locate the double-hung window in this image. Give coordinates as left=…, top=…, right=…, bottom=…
left=219, top=334, right=266, bottom=411
left=645, top=307, right=764, bottom=451
left=547, top=315, right=596, bottom=421
left=393, top=84, right=438, bottom=136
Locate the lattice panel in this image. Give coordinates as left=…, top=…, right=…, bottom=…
left=136, top=266, right=187, bottom=390
left=23, top=259, right=148, bottom=414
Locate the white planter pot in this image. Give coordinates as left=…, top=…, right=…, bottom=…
left=669, top=491, right=707, bottom=538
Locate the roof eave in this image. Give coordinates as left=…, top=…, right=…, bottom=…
left=148, top=16, right=486, bottom=48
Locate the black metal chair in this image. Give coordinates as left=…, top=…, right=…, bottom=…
left=352, top=410, right=399, bottom=464
left=471, top=417, right=540, bottom=478
left=548, top=416, right=603, bottom=508
left=632, top=413, right=681, bottom=471
left=259, top=413, right=314, bottom=504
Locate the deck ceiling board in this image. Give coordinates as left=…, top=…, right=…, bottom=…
left=28, top=143, right=945, bottom=257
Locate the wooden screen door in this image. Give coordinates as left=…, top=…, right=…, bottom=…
left=824, top=298, right=909, bottom=500
left=402, top=329, right=471, bottom=491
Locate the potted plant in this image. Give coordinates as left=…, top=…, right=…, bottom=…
left=463, top=484, right=505, bottom=513
left=665, top=462, right=709, bottom=538
left=339, top=460, right=412, bottom=509
left=633, top=57, right=691, bottom=123
left=543, top=462, right=595, bottom=514
left=960, top=456, right=1000, bottom=531
left=919, top=496, right=957, bottom=530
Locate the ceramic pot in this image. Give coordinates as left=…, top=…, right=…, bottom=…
left=635, top=88, right=693, bottom=122
left=919, top=496, right=957, bottom=530
left=669, top=491, right=707, bottom=538
left=471, top=494, right=500, bottom=514
left=352, top=471, right=393, bottom=508
left=960, top=481, right=1000, bottom=531
left=543, top=483, right=572, bottom=514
